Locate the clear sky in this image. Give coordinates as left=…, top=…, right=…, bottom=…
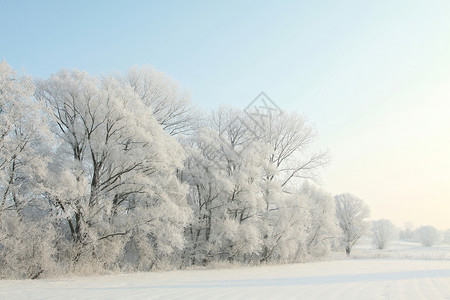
left=2, top=0, right=450, bottom=229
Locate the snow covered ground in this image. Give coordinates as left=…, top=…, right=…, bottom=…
left=1, top=258, right=450, bottom=299
left=350, top=239, right=450, bottom=260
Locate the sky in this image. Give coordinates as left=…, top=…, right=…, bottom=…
left=1, top=0, right=450, bottom=229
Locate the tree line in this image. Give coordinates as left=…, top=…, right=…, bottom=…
left=1, top=61, right=376, bottom=279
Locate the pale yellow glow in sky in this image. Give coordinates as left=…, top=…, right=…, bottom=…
left=323, top=77, right=450, bottom=230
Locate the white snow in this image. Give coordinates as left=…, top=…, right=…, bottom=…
left=350, top=239, right=450, bottom=260
left=1, top=259, right=450, bottom=299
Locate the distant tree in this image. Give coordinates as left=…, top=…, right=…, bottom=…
left=416, top=225, right=439, bottom=247
left=335, top=193, right=370, bottom=256
left=399, top=222, right=415, bottom=241
left=371, top=219, right=396, bottom=249
left=444, top=229, right=450, bottom=244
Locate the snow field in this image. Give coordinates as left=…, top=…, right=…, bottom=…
left=1, top=259, right=449, bottom=299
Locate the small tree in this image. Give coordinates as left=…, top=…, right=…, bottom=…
left=444, top=229, right=450, bottom=245
left=416, top=225, right=439, bottom=247
left=371, top=219, right=396, bottom=249
left=300, top=182, right=340, bottom=259
left=335, top=193, right=370, bottom=256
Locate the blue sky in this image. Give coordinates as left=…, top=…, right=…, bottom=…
left=2, top=0, right=450, bottom=229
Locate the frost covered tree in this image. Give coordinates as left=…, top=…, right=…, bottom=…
left=247, top=111, right=329, bottom=262
left=371, top=219, right=396, bottom=250
left=335, top=193, right=370, bottom=256
left=300, top=182, right=340, bottom=258
left=181, top=127, right=234, bottom=264
left=0, top=62, right=46, bottom=216
left=250, top=111, right=328, bottom=188
left=181, top=108, right=268, bottom=264
left=181, top=106, right=331, bottom=265
left=444, top=229, right=450, bottom=245
left=415, top=225, right=439, bottom=247
left=0, top=61, right=56, bottom=279
left=35, top=69, right=191, bottom=271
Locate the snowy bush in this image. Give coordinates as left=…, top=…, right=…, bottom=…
left=335, top=193, right=370, bottom=256
left=444, top=229, right=450, bottom=245
left=371, top=219, right=397, bottom=249
left=416, top=226, right=439, bottom=247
